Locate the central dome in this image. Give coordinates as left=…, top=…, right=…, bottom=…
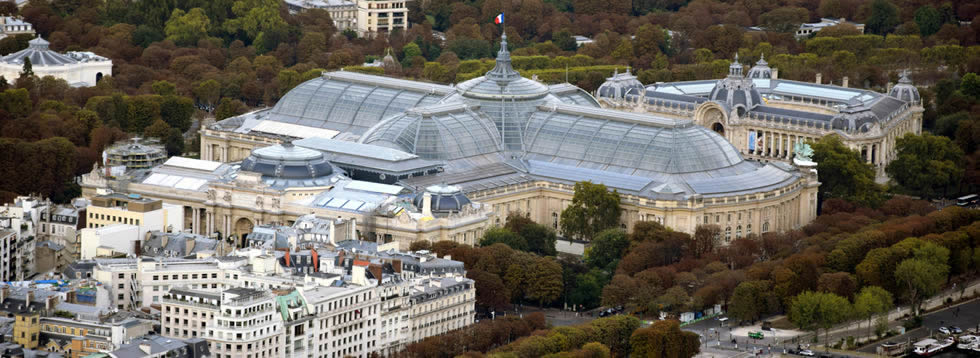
left=456, top=32, right=551, bottom=100
left=450, top=31, right=556, bottom=151
left=240, top=141, right=333, bottom=179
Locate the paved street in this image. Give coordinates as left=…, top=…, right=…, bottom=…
left=857, top=298, right=980, bottom=354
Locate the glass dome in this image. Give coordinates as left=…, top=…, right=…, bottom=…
left=413, top=184, right=472, bottom=214
left=453, top=31, right=555, bottom=151
left=240, top=141, right=334, bottom=179
left=359, top=103, right=502, bottom=161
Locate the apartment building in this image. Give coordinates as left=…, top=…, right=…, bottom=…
left=284, top=0, right=408, bottom=37
left=0, top=197, right=39, bottom=281
left=162, top=287, right=284, bottom=358
left=303, top=283, right=380, bottom=358
left=85, top=193, right=182, bottom=238
left=39, top=317, right=154, bottom=358
left=407, top=277, right=474, bottom=343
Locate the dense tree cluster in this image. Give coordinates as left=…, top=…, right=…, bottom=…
left=399, top=314, right=690, bottom=358
left=594, top=197, right=979, bottom=330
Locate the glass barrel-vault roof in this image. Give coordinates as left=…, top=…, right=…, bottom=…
left=359, top=103, right=502, bottom=161
left=266, top=72, right=450, bottom=135
left=523, top=104, right=744, bottom=176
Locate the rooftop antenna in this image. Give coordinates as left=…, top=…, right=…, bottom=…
left=565, top=64, right=568, bottom=83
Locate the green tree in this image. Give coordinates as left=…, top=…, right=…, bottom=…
left=519, top=222, right=558, bottom=256
left=610, top=39, right=633, bottom=62
left=886, top=133, right=964, bottom=199
left=853, top=286, right=893, bottom=339
left=789, top=291, right=851, bottom=345
left=401, top=42, right=422, bottom=60
left=164, top=8, right=210, bottom=46
left=223, top=0, right=287, bottom=43
left=159, top=95, right=194, bottom=132
left=480, top=227, right=528, bottom=251
left=143, top=119, right=172, bottom=139
left=811, top=135, right=884, bottom=207
left=960, top=73, right=980, bottom=98
left=0, top=88, right=32, bottom=118
left=164, top=128, right=184, bottom=156
left=193, top=80, right=221, bottom=110
left=560, top=181, right=622, bottom=241
left=895, top=258, right=947, bottom=315
left=589, top=315, right=641, bottom=356
left=758, top=7, right=810, bottom=33
left=215, top=98, right=247, bottom=120
left=729, top=280, right=774, bottom=323
left=126, top=95, right=161, bottom=133
left=914, top=5, right=942, bottom=37
left=527, top=257, right=563, bottom=306
left=554, top=30, right=578, bottom=52
left=630, top=320, right=700, bottom=358
left=865, top=0, right=900, bottom=35
left=19, top=57, right=32, bottom=78
left=585, top=229, right=629, bottom=271
left=151, top=81, right=176, bottom=96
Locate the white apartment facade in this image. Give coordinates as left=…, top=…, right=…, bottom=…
left=284, top=0, right=408, bottom=37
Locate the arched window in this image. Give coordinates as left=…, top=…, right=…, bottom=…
left=736, top=225, right=742, bottom=238
left=762, top=222, right=769, bottom=233
left=725, top=227, right=731, bottom=242
left=747, top=224, right=752, bottom=236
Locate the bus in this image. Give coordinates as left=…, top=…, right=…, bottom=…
left=957, top=194, right=978, bottom=207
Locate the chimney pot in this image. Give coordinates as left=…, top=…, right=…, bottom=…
left=842, top=76, right=849, bottom=88
left=815, top=73, right=822, bottom=84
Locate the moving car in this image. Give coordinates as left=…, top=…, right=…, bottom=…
left=799, top=349, right=815, bottom=356
left=951, top=326, right=963, bottom=334
left=748, top=331, right=764, bottom=339
left=938, top=327, right=951, bottom=335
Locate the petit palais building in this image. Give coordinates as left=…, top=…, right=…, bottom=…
left=84, top=33, right=827, bottom=247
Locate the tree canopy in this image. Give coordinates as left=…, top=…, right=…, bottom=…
left=560, top=181, right=622, bottom=241
left=886, top=133, right=964, bottom=199
left=811, top=135, right=884, bottom=208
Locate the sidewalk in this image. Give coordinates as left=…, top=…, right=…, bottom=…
left=779, top=278, right=980, bottom=347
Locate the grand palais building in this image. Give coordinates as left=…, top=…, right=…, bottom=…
left=81, top=33, right=919, bottom=248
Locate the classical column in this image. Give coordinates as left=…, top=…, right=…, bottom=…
left=192, top=208, right=200, bottom=235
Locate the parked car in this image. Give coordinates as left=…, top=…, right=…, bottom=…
left=799, top=349, right=815, bottom=356
left=748, top=331, right=764, bottom=339
left=598, top=308, right=617, bottom=317
left=938, top=326, right=952, bottom=335
left=951, top=326, right=963, bottom=334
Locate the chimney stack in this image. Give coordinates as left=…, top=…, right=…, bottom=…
left=422, top=192, right=432, bottom=217
left=329, top=220, right=336, bottom=246
left=349, top=218, right=357, bottom=240
left=27, top=290, right=34, bottom=304
left=771, top=68, right=778, bottom=80
left=842, top=76, right=849, bottom=88
left=887, top=82, right=893, bottom=93
left=0, top=286, right=7, bottom=302
left=46, top=295, right=58, bottom=311
left=186, top=236, right=195, bottom=255
left=815, top=73, right=822, bottom=84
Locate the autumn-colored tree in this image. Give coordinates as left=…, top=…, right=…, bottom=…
left=630, top=320, right=700, bottom=358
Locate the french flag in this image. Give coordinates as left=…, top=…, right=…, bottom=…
left=494, top=13, right=504, bottom=25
